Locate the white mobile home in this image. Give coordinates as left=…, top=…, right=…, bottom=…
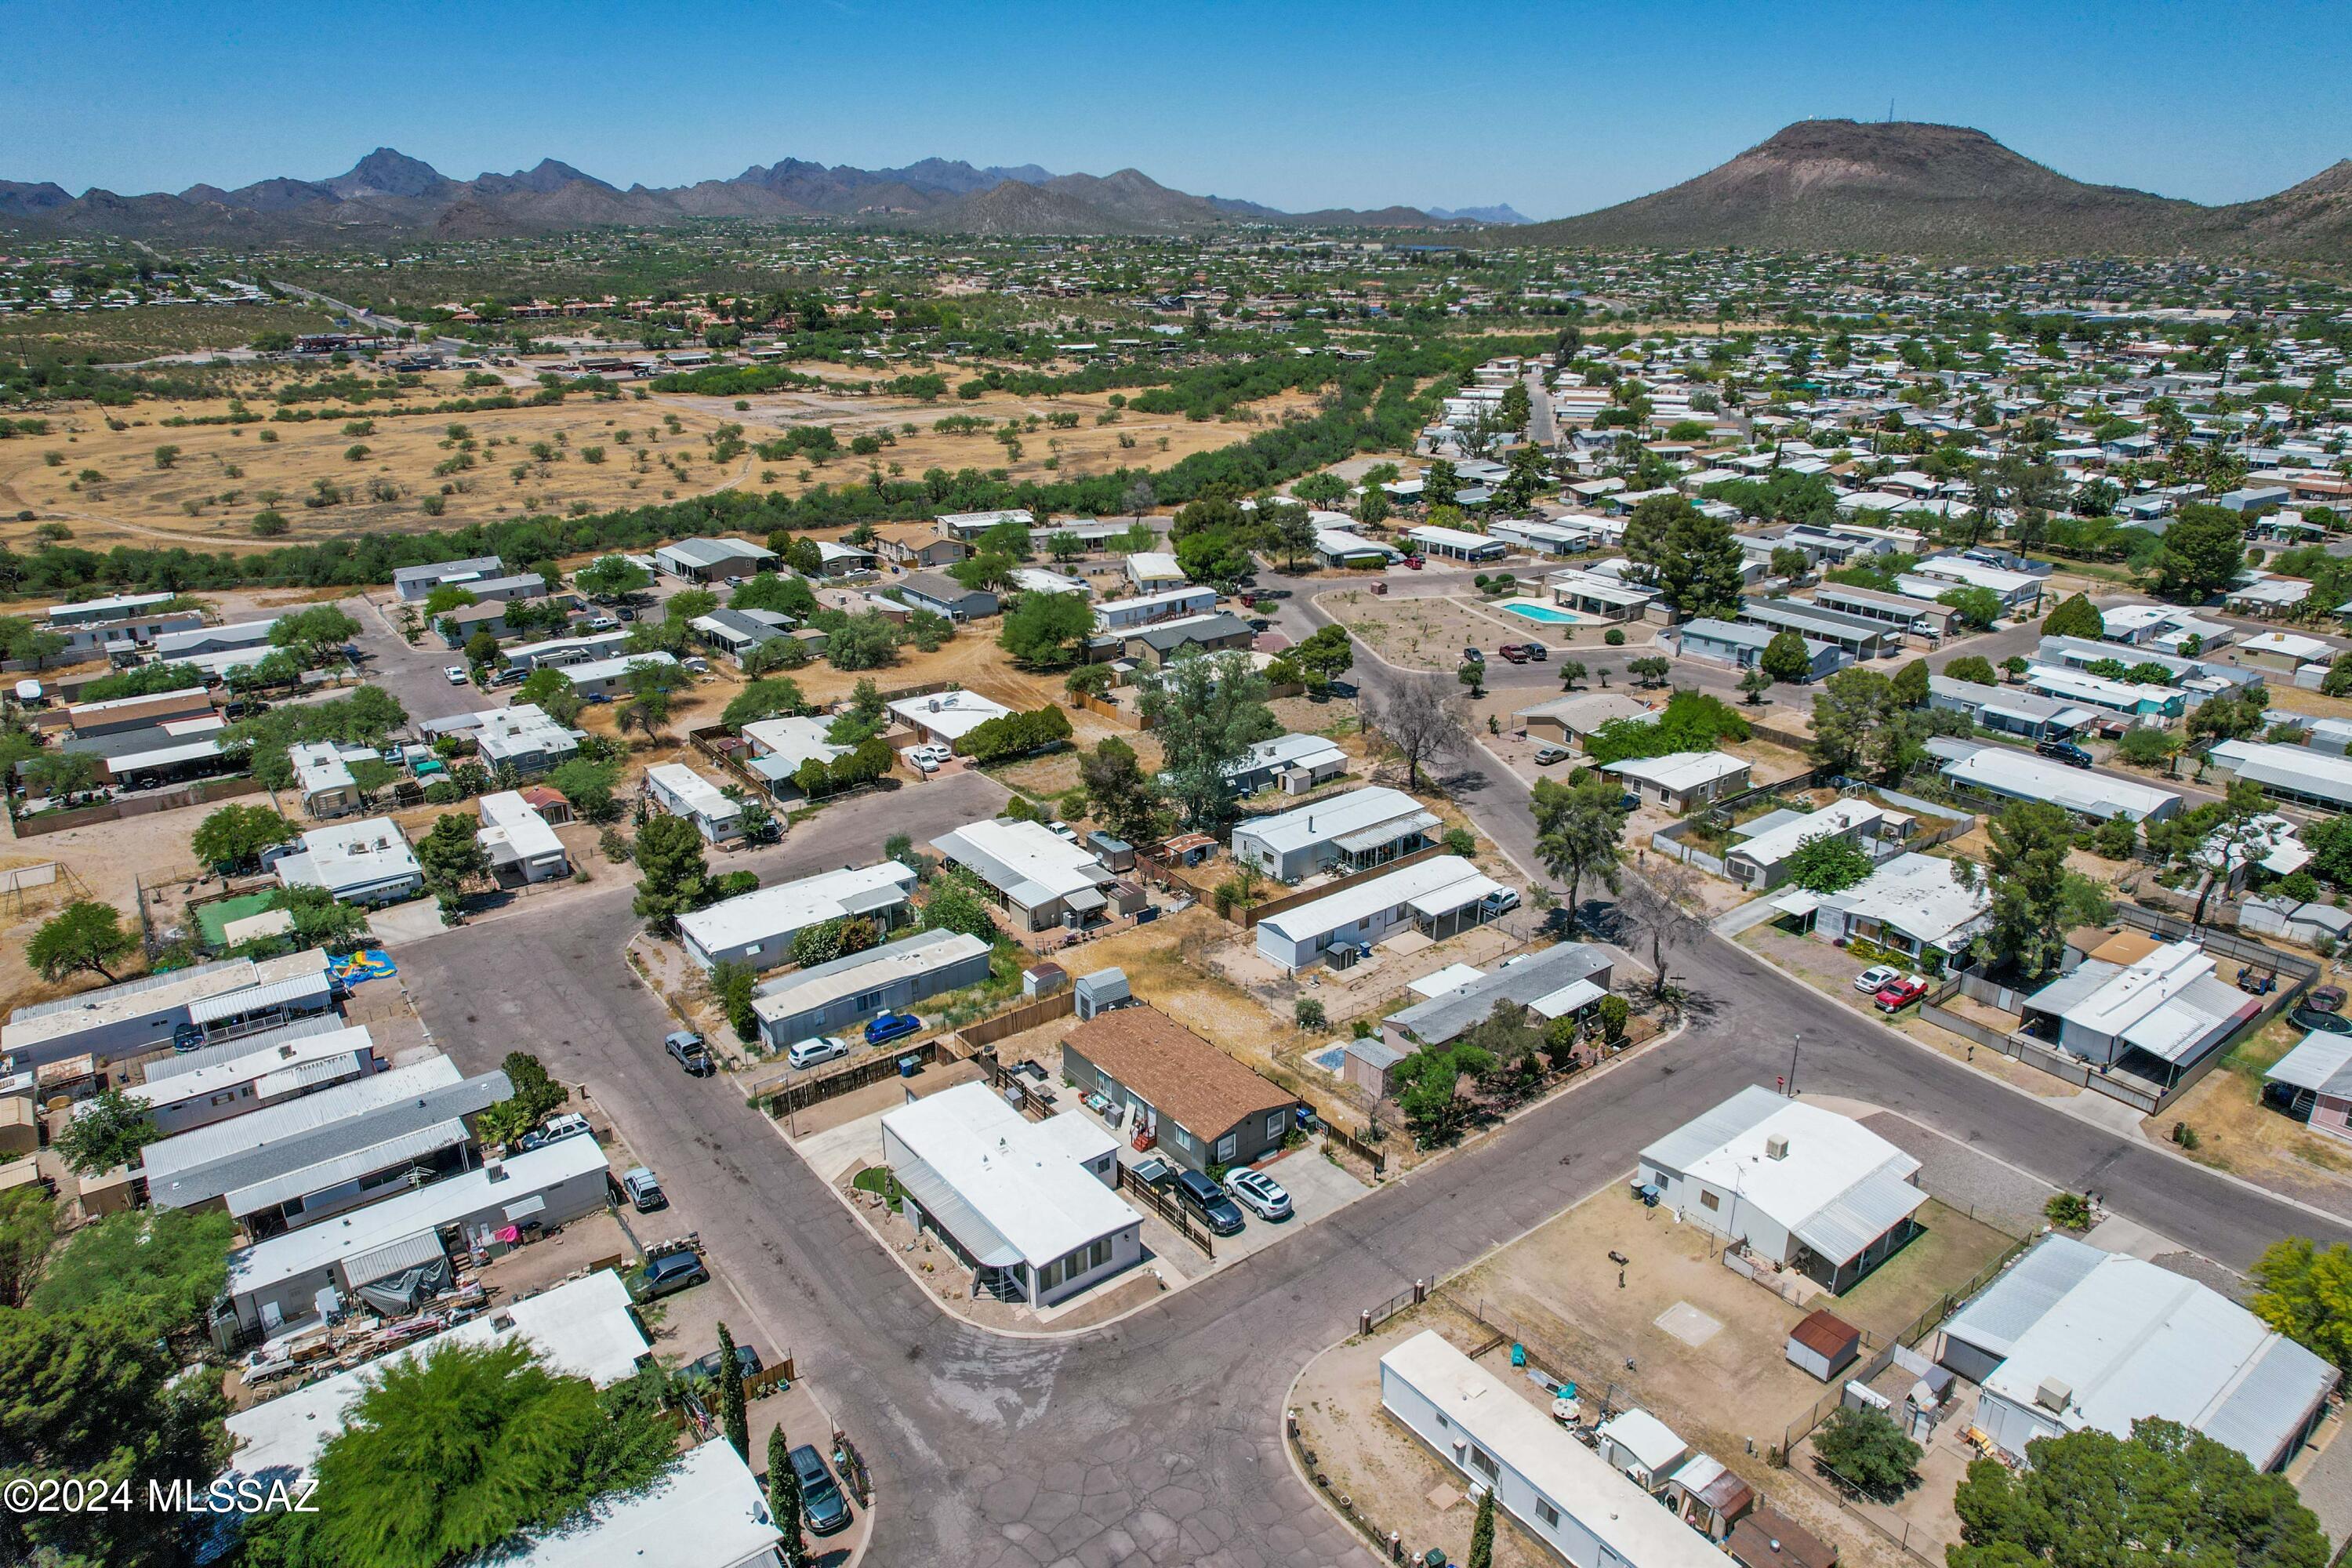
left=1254, top=855, right=1512, bottom=975
left=1229, top=786, right=1439, bottom=883
left=1381, top=1331, right=1725, bottom=1568
left=644, top=762, right=744, bottom=843
left=674, top=861, right=917, bottom=972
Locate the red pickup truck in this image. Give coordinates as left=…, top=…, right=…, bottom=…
left=1872, top=975, right=1929, bottom=1013
left=1497, top=644, right=1530, bottom=664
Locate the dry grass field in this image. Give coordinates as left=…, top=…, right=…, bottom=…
left=0, top=365, right=1314, bottom=554
left=0, top=303, right=338, bottom=361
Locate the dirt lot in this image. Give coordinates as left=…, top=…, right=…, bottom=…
left=2151, top=1007, right=2352, bottom=1204
left=0, top=366, right=1307, bottom=554
left=1448, top=1182, right=2016, bottom=1459
left=1291, top=1306, right=1918, bottom=1568
left=1322, top=588, right=1667, bottom=676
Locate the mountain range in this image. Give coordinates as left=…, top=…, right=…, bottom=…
left=0, top=148, right=1467, bottom=242
left=5, top=124, right=2347, bottom=259
left=1512, top=120, right=2352, bottom=261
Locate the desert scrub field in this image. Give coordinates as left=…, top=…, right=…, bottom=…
left=0, top=303, right=338, bottom=361
left=0, top=365, right=1319, bottom=552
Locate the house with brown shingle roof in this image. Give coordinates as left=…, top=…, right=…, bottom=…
left=1059, top=1007, right=1299, bottom=1176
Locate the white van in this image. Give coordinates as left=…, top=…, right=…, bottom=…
left=787, top=1035, right=850, bottom=1071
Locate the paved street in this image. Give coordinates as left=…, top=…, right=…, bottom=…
left=387, top=652, right=2352, bottom=1568
left=343, top=593, right=516, bottom=726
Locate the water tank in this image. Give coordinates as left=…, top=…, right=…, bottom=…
left=13, top=680, right=39, bottom=703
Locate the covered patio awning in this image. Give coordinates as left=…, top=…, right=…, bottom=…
left=1529, top=978, right=1607, bottom=1019
left=1064, top=886, right=1109, bottom=914
left=1335, top=811, right=1440, bottom=855
left=1770, top=890, right=1822, bottom=918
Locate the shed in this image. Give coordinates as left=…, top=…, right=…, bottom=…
left=1022, top=963, right=1068, bottom=1000
left=1073, top=969, right=1131, bottom=1020
left=1729, top=1507, right=1838, bottom=1568
left=1664, top=1452, right=1755, bottom=1541
left=1085, top=832, right=1134, bottom=873
left=1786, top=1309, right=1864, bottom=1382
left=1595, top=1408, right=1687, bottom=1490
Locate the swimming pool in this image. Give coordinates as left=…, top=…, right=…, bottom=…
left=1501, top=601, right=1584, bottom=626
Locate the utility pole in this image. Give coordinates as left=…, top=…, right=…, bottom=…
left=1786, top=1031, right=1802, bottom=1098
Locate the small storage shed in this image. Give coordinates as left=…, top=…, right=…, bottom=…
left=1073, top=968, right=1131, bottom=1019
left=1787, top=1309, right=1864, bottom=1383
left=1595, top=1408, right=1687, bottom=1490
left=1086, top=832, right=1135, bottom=873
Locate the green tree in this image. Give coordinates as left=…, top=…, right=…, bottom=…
left=1079, top=737, right=1163, bottom=843
left=416, top=811, right=490, bottom=908
left=1623, top=495, right=1744, bottom=618
left=0, top=1186, right=55, bottom=1308
left=1810, top=669, right=1912, bottom=782
left=1759, top=629, right=1813, bottom=684
left=264, top=1339, right=676, bottom=1568
left=1787, top=830, right=1875, bottom=895
left=1138, top=650, right=1279, bottom=826
left=1936, top=586, right=2005, bottom=630
left=1945, top=655, right=1998, bottom=685
left=999, top=591, right=1095, bottom=668
left=2150, top=503, right=2252, bottom=603
left=24, top=750, right=99, bottom=800
left=576, top=554, right=652, bottom=599
left=423, top=582, right=478, bottom=615
left=716, top=1319, right=750, bottom=1460
left=770, top=1425, right=808, bottom=1568
left=2041, top=591, right=2107, bottom=640
left=1980, top=801, right=2082, bottom=982
left=919, top=874, right=997, bottom=941
left=268, top=604, right=362, bottom=664
left=0, top=1305, right=230, bottom=1568
left=632, top=814, right=712, bottom=930
left=27, top=1205, right=237, bottom=1340
left=1531, top=772, right=1627, bottom=919
left=2251, top=1237, right=2352, bottom=1372
left=51, top=1087, right=157, bottom=1177
left=1949, top=1418, right=2324, bottom=1568
left=1467, top=1486, right=1497, bottom=1568
left=722, top=675, right=809, bottom=731
left=2114, top=726, right=2179, bottom=771
left=1892, top=656, right=1931, bottom=709
left=518, top=666, right=585, bottom=725
left=711, top=960, right=758, bottom=1041
left=191, top=802, right=294, bottom=872
left=731, top=571, right=818, bottom=619
left=1392, top=1039, right=1497, bottom=1142
left=1812, top=1404, right=1921, bottom=1498
left=27, top=899, right=136, bottom=983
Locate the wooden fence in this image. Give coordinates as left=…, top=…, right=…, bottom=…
left=1323, top=1120, right=1388, bottom=1176
left=1114, top=1161, right=1216, bottom=1258
left=1235, top=842, right=1450, bottom=930
left=13, top=774, right=263, bottom=837
left=953, top=989, right=1075, bottom=1049
left=754, top=1039, right=939, bottom=1116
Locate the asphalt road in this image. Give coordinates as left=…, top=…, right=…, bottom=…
left=387, top=614, right=2352, bottom=1568
left=343, top=593, right=520, bottom=727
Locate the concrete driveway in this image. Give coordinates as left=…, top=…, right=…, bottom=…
left=367, top=895, right=452, bottom=949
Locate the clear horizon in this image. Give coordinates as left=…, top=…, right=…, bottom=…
left=5, top=0, right=2347, bottom=221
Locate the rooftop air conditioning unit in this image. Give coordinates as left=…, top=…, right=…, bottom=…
left=1765, top=1134, right=1790, bottom=1161
left=484, top=1158, right=506, bottom=1183
left=2035, top=1377, right=2071, bottom=1413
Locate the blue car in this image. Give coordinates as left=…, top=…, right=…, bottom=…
left=865, top=1011, right=922, bottom=1047
left=789, top=1445, right=852, bottom=1534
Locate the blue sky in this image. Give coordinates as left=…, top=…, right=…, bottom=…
left=8, top=0, right=2348, bottom=218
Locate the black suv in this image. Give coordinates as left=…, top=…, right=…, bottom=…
left=1173, top=1169, right=1247, bottom=1236
left=2034, top=739, right=2094, bottom=768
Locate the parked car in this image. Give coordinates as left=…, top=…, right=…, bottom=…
left=1226, top=1167, right=1293, bottom=1221
left=1497, top=644, right=1530, bottom=664
left=788, top=1035, right=850, bottom=1071
left=1873, top=975, right=1929, bottom=1013
left=684, top=1342, right=763, bottom=1387
left=1522, top=644, right=1548, bottom=662
left=2311, top=985, right=2347, bottom=1014
left=1534, top=743, right=1571, bottom=766
left=583, top=615, right=618, bottom=631
left=443, top=666, right=468, bottom=684
left=664, top=1030, right=713, bottom=1075
left=1173, top=1169, right=1247, bottom=1235
left=491, top=666, right=527, bottom=687
left=789, top=1445, right=852, bottom=1534
left=518, top=1112, right=593, bottom=1152
left=1617, top=793, right=1642, bottom=812
left=682, top=656, right=710, bottom=674
left=1403, top=555, right=1424, bottom=570
left=2035, top=739, right=2094, bottom=768
left=1853, top=964, right=1904, bottom=995
left=1461, top=646, right=1484, bottom=663
left=637, top=1249, right=707, bottom=1298
left=865, top=1011, right=922, bottom=1047
left=620, top=1166, right=666, bottom=1211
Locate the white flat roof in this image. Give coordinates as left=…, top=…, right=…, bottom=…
left=282, top=818, right=419, bottom=894
left=1127, top=550, right=1183, bottom=578
left=883, top=1080, right=1135, bottom=1268
left=753, top=929, right=989, bottom=1023
left=499, top=1439, right=779, bottom=1568
left=1381, top=1331, right=1723, bottom=1568
left=1940, top=746, right=2179, bottom=820
left=1602, top=751, right=1748, bottom=792
left=887, top=688, right=1012, bottom=740
left=932, top=818, right=1108, bottom=903
left=1726, top=800, right=1886, bottom=869
left=1643, top=1087, right=1928, bottom=1265
left=140, top=1056, right=462, bottom=1186
left=675, top=861, right=916, bottom=953
left=645, top=762, right=738, bottom=816
left=1409, top=963, right=1486, bottom=999
left=1819, top=851, right=1991, bottom=948
left=223, top=1270, right=648, bottom=1482
left=225, top=1134, right=609, bottom=1301
left=1258, top=855, right=1501, bottom=943
left=1234, top=785, right=1428, bottom=857
left=477, top=791, right=566, bottom=865
left=1404, top=524, right=1504, bottom=550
